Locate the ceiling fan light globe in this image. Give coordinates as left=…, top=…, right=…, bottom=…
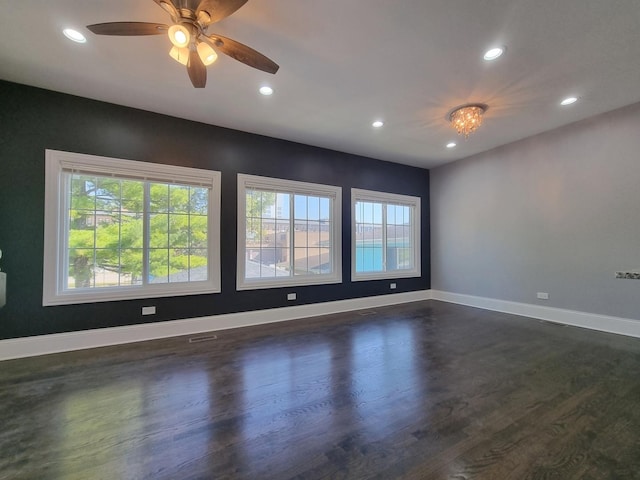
left=169, top=46, right=189, bottom=65
left=168, top=24, right=190, bottom=48
left=197, top=41, right=218, bottom=65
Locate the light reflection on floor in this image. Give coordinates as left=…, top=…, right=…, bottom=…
left=57, top=370, right=211, bottom=477
left=233, top=320, right=424, bottom=474
left=350, top=322, right=421, bottom=439
left=239, top=337, right=333, bottom=471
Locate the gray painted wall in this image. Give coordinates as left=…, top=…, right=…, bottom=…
left=430, top=102, right=640, bottom=320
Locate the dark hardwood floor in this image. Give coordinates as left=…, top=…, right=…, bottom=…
left=1, top=300, right=639, bottom=479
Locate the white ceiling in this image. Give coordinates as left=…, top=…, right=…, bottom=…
left=1, top=0, right=639, bottom=169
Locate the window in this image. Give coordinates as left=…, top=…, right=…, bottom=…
left=237, top=174, right=341, bottom=290
left=43, top=150, right=221, bottom=305
left=352, top=188, right=420, bottom=281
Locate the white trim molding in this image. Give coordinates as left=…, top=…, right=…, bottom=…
left=431, top=290, right=640, bottom=338
left=0, top=290, right=430, bottom=361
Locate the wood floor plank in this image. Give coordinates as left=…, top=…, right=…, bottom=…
left=1, top=300, right=639, bottom=479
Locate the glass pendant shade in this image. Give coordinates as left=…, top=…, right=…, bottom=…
left=169, top=46, right=189, bottom=65
left=197, top=42, right=218, bottom=65
left=168, top=24, right=190, bottom=48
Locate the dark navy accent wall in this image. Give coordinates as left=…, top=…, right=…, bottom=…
left=0, top=80, right=430, bottom=340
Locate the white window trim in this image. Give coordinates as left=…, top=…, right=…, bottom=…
left=351, top=188, right=421, bottom=282
left=43, top=149, right=221, bottom=306
left=237, top=174, right=342, bottom=290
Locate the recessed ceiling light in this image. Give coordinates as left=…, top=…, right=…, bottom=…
left=63, top=28, right=86, bottom=43
left=372, top=120, right=384, bottom=128
left=560, top=96, right=578, bottom=106
left=446, top=142, right=457, bottom=149
left=483, top=46, right=504, bottom=61
left=259, top=86, right=274, bottom=96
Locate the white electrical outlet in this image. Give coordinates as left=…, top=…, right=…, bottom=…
left=536, top=292, right=549, bottom=300
left=142, top=306, right=156, bottom=315
left=287, top=293, right=297, bottom=301
left=390, top=283, right=397, bottom=289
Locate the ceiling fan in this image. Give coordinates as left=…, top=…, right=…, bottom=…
left=87, top=0, right=279, bottom=88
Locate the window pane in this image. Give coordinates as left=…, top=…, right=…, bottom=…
left=401, top=206, right=410, bottom=224
left=294, top=247, right=309, bottom=274
left=386, top=204, right=396, bottom=225
left=149, top=214, right=169, bottom=248
left=67, top=249, right=94, bottom=289
left=121, top=180, right=144, bottom=212
left=149, top=249, right=169, bottom=283
left=276, top=192, right=290, bottom=219
left=373, top=203, right=383, bottom=225
left=308, top=248, right=322, bottom=274
left=246, top=189, right=260, bottom=217
left=262, top=191, right=276, bottom=219
left=168, top=249, right=190, bottom=282
left=261, top=219, right=274, bottom=248
left=320, top=198, right=330, bottom=220
left=95, top=218, right=120, bottom=249
left=258, top=248, right=277, bottom=276
left=189, top=248, right=208, bottom=281
left=294, top=194, right=308, bottom=220
left=169, top=214, right=189, bottom=248
left=363, top=202, right=373, bottom=223
left=307, top=196, right=320, bottom=221
left=70, top=176, right=96, bottom=211
left=245, top=249, right=259, bottom=278
left=190, top=187, right=208, bottom=215
left=169, top=185, right=190, bottom=213
left=68, top=211, right=96, bottom=249
left=122, top=212, right=143, bottom=249
left=119, top=249, right=144, bottom=284
left=318, top=247, right=331, bottom=274
left=95, top=178, right=121, bottom=211
left=150, top=183, right=169, bottom=213
left=190, top=215, right=208, bottom=248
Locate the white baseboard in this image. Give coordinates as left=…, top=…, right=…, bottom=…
left=5, top=289, right=635, bottom=362
left=430, top=290, right=640, bottom=338
left=0, top=290, right=431, bottom=361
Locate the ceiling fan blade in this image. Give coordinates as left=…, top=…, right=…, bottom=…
left=187, top=49, right=207, bottom=88
left=152, top=0, right=179, bottom=22
left=205, top=34, right=279, bottom=74
left=87, top=22, right=168, bottom=36
left=196, top=0, right=248, bottom=25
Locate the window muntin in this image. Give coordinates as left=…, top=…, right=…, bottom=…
left=44, top=150, right=220, bottom=305
left=352, top=189, right=420, bottom=281
left=238, top=175, right=341, bottom=290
